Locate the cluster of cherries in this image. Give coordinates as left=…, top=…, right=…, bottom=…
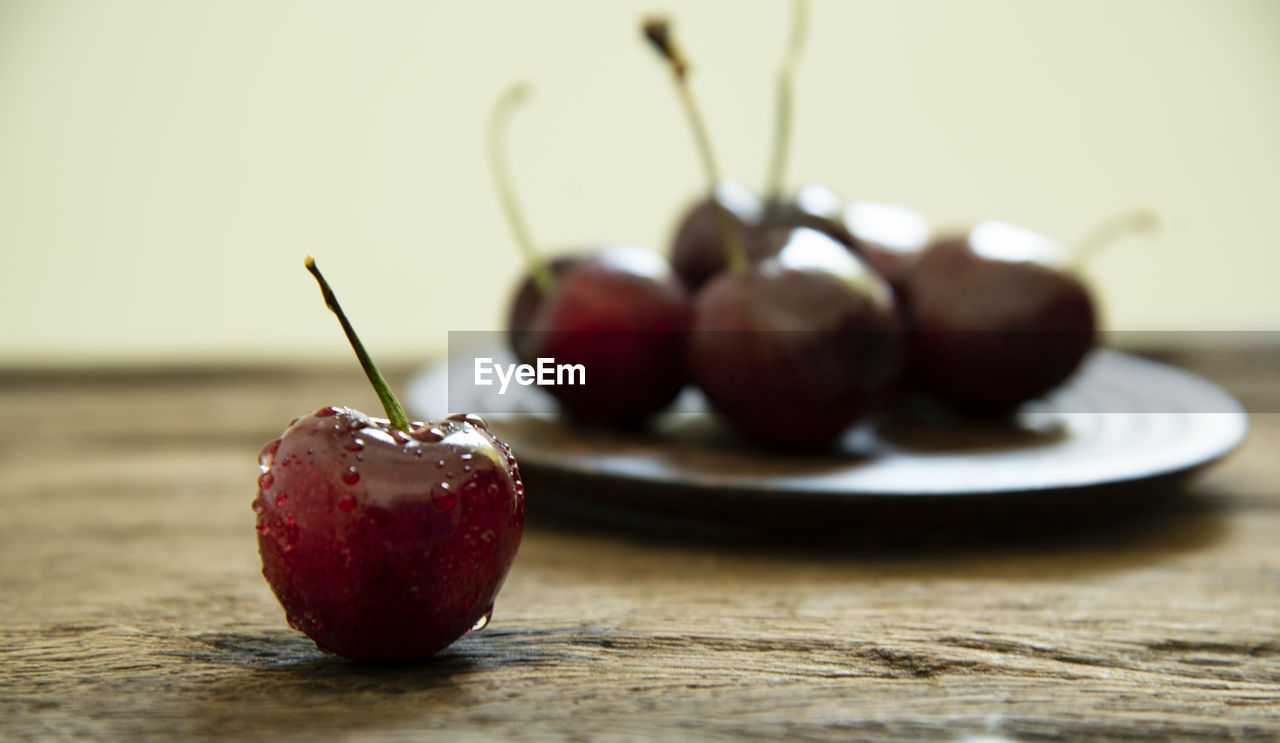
left=502, top=9, right=1149, bottom=451
left=251, top=5, right=1152, bottom=663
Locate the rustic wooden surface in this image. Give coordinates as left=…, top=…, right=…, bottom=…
left=2, top=351, right=1278, bottom=742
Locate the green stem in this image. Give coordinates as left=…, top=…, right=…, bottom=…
left=305, top=255, right=410, bottom=431
left=488, top=82, right=555, bottom=294
left=763, top=0, right=810, bottom=204
left=643, top=17, right=747, bottom=272
left=1070, top=207, right=1162, bottom=268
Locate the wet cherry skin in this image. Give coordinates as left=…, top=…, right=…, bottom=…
left=254, top=407, right=524, bottom=663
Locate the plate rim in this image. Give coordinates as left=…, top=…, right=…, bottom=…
left=406, top=348, right=1250, bottom=500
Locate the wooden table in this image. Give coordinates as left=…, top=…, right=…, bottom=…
left=3, top=350, right=1278, bottom=741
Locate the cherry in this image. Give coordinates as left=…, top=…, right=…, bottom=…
left=508, top=247, right=691, bottom=425
left=750, top=0, right=858, bottom=250
left=670, top=180, right=761, bottom=291
left=254, top=257, right=525, bottom=663
left=660, top=0, right=856, bottom=290
left=646, top=18, right=904, bottom=449
left=689, top=227, right=904, bottom=449
left=644, top=17, right=750, bottom=291
left=900, top=211, right=1156, bottom=413
left=759, top=184, right=857, bottom=254
left=492, top=83, right=691, bottom=425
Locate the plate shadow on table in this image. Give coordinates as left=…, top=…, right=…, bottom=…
left=521, top=479, right=1231, bottom=583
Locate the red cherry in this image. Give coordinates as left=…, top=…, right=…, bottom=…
left=670, top=181, right=762, bottom=291
left=254, top=407, right=523, bottom=662
left=660, top=4, right=858, bottom=291
left=900, top=222, right=1095, bottom=413
left=253, top=257, right=525, bottom=662
left=490, top=83, right=691, bottom=424
left=508, top=247, right=691, bottom=425
left=688, top=228, right=905, bottom=449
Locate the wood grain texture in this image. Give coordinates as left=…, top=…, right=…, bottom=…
left=1, top=351, right=1278, bottom=742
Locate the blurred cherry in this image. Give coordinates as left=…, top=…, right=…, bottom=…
left=489, top=82, right=691, bottom=425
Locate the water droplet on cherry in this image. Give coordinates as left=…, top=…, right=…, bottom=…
left=258, top=471, right=274, bottom=490
left=432, top=481, right=458, bottom=510
left=342, top=466, right=360, bottom=485
left=259, top=439, right=280, bottom=472
left=412, top=426, right=444, bottom=443
left=337, top=494, right=357, bottom=512
left=469, top=608, right=493, bottom=633
left=344, top=439, right=364, bottom=452
left=316, top=406, right=339, bottom=417
left=448, top=413, right=488, bottom=430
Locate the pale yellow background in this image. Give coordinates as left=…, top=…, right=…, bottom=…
left=1, top=0, right=1278, bottom=365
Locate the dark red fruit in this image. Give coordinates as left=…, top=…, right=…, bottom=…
left=488, top=80, right=690, bottom=424
left=671, top=181, right=762, bottom=290
left=506, top=255, right=580, bottom=350
left=255, top=408, right=523, bottom=663
left=258, top=256, right=525, bottom=663
left=900, top=221, right=1095, bottom=413
left=671, top=183, right=856, bottom=291
left=688, top=228, right=905, bottom=449
left=508, top=246, right=691, bottom=425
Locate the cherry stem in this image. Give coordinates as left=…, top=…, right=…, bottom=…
left=643, top=17, right=747, bottom=272
left=305, top=255, right=410, bottom=432
left=1070, top=207, right=1162, bottom=268
left=487, top=82, right=555, bottom=294
left=763, top=0, right=810, bottom=204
